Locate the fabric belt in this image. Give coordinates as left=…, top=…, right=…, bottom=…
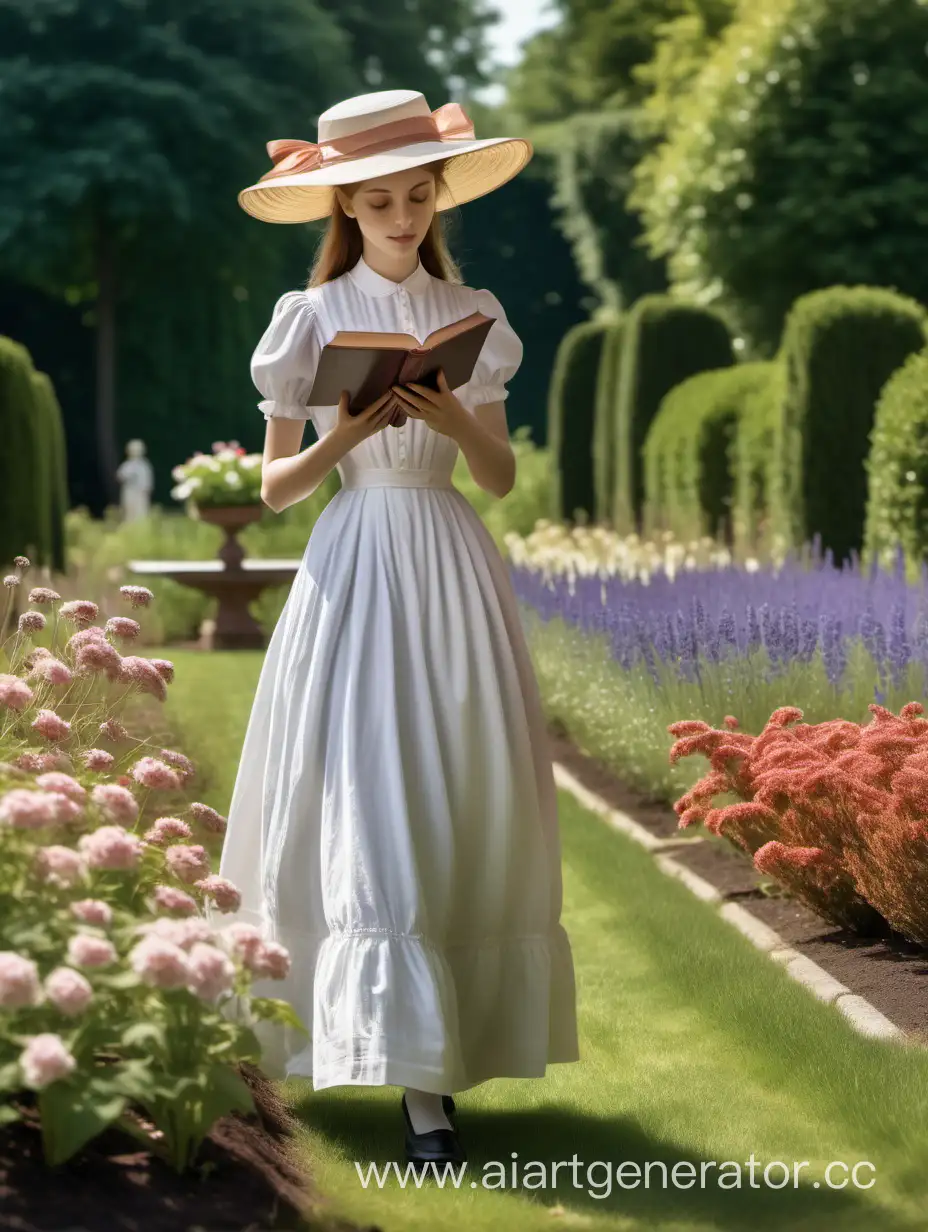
left=340, top=470, right=454, bottom=490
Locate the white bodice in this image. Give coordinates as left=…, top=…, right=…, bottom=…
left=250, top=253, right=523, bottom=490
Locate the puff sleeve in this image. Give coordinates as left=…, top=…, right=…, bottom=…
left=465, top=287, right=524, bottom=406
left=251, top=290, right=320, bottom=421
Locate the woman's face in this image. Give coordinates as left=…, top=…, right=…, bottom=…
left=338, top=166, right=437, bottom=262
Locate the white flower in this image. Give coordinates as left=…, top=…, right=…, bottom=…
left=224, top=471, right=242, bottom=488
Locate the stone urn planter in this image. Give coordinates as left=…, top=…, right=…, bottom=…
left=194, top=502, right=265, bottom=570
left=128, top=503, right=300, bottom=651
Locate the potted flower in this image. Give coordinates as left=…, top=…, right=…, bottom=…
left=171, top=443, right=264, bottom=568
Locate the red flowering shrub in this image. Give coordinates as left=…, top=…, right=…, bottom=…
left=668, top=702, right=928, bottom=940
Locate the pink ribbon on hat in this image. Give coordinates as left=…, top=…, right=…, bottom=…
left=259, top=102, right=475, bottom=183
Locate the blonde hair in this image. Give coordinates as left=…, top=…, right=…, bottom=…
left=304, top=159, right=463, bottom=289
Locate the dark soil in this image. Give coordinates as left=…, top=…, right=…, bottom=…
left=0, top=1063, right=381, bottom=1232
left=547, top=723, right=928, bottom=1043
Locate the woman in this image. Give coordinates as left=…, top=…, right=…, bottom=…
left=218, top=88, right=580, bottom=1167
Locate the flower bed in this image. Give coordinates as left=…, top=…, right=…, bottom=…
left=0, top=556, right=304, bottom=1179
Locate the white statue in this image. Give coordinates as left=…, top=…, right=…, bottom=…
left=116, top=439, right=154, bottom=522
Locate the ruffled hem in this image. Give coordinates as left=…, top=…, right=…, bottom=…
left=219, top=920, right=580, bottom=1092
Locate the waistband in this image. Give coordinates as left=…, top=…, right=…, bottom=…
left=340, top=469, right=455, bottom=490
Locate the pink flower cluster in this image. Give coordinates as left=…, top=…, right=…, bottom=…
left=20, top=1034, right=76, bottom=1088
left=0, top=674, right=34, bottom=712
left=131, top=757, right=181, bottom=791
left=78, top=824, right=143, bottom=870
left=90, top=783, right=139, bottom=824
left=119, top=585, right=154, bottom=609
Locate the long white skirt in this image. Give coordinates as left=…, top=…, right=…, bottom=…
left=215, top=474, right=580, bottom=1094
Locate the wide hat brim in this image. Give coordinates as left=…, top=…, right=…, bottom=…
left=238, top=136, right=532, bottom=224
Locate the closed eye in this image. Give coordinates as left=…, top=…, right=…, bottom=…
left=371, top=196, right=429, bottom=210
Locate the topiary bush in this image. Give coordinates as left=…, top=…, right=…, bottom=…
left=863, top=346, right=928, bottom=576
left=773, top=286, right=926, bottom=561
left=732, top=362, right=783, bottom=557
left=613, top=295, right=734, bottom=532
left=592, top=319, right=624, bottom=525
left=29, top=372, right=70, bottom=575
left=644, top=362, right=772, bottom=541
left=0, top=337, right=39, bottom=569
left=547, top=320, right=610, bottom=523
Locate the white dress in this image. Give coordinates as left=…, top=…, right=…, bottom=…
left=215, top=253, right=580, bottom=1095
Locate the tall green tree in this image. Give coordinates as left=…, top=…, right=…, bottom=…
left=0, top=0, right=355, bottom=503
left=634, top=0, right=928, bottom=353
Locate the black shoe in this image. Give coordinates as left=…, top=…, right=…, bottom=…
left=402, top=1094, right=466, bottom=1166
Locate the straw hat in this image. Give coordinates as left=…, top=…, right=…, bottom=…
left=238, top=88, right=533, bottom=225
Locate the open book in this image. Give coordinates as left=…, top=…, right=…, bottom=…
left=306, top=310, right=495, bottom=425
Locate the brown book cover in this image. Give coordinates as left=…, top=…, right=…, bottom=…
left=306, top=311, right=495, bottom=420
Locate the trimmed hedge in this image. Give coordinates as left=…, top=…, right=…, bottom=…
left=863, top=346, right=928, bottom=574
left=547, top=319, right=610, bottom=523
left=31, top=371, right=70, bottom=573
left=0, top=339, right=70, bottom=571
left=644, top=362, right=773, bottom=541
left=774, top=286, right=927, bottom=561
left=613, top=295, right=734, bottom=532
left=592, top=320, right=624, bottom=525
left=732, top=364, right=783, bottom=555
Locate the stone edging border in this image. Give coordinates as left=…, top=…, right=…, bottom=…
left=552, top=761, right=909, bottom=1045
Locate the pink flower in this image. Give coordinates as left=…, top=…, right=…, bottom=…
left=14, top=555, right=30, bottom=569
left=118, top=656, right=167, bottom=702
left=19, top=1034, right=76, bottom=1089
left=31, top=656, right=73, bottom=685
left=0, top=952, right=42, bottom=1008
left=78, top=824, right=142, bottom=870
left=151, top=885, right=199, bottom=916
left=185, top=942, right=235, bottom=1002
left=189, top=801, right=226, bottom=834
left=36, top=772, right=86, bottom=802
left=129, top=936, right=190, bottom=988
left=44, top=967, right=93, bottom=1016
left=66, top=627, right=108, bottom=657
left=0, top=788, right=61, bottom=829
left=193, top=875, right=241, bottom=913
left=66, top=933, right=117, bottom=968
left=130, top=757, right=181, bottom=791
left=120, top=585, right=154, bottom=609
left=248, top=940, right=291, bottom=980
left=27, top=587, right=61, bottom=605
left=4, top=573, right=20, bottom=589
left=164, top=844, right=210, bottom=884
left=18, top=611, right=46, bottom=635
left=34, top=846, right=87, bottom=887
left=106, top=616, right=141, bottom=641
left=99, top=718, right=130, bottom=743
left=16, top=750, right=70, bottom=774
left=0, top=674, right=34, bottom=712
left=82, top=748, right=115, bottom=772
left=150, top=660, right=175, bottom=683
left=159, top=749, right=195, bottom=782
left=70, top=899, right=113, bottom=927
left=90, top=783, right=139, bottom=825
left=59, top=599, right=99, bottom=627
left=144, top=817, right=193, bottom=844
left=31, top=709, right=71, bottom=743
left=217, top=923, right=265, bottom=963
left=74, top=639, right=123, bottom=681
left=136, top=917, right=214, bottom=951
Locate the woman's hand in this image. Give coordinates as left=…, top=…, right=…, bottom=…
left=391, top=368, right=470, bottom=440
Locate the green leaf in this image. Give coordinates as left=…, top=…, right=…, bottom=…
left=247, top=997, right=309, bottom=1035
left=200, top=1063, right=255, bottom=1129
left=120, top=1021, right=166, bottom=1051
left=0, top=1102, right=22, bottom=1126
left=0, top=1061, right=23, bottom=1090
left=37, top=1078, right=127, bottom=1166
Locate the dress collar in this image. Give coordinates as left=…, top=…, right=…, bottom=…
left=347, top=253, right=432, bottom=298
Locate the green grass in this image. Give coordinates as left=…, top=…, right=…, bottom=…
left=158, top=647, right=928, bottom=1230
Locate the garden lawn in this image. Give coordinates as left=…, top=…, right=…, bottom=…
left=161, top=648, right=928, bottom=1232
